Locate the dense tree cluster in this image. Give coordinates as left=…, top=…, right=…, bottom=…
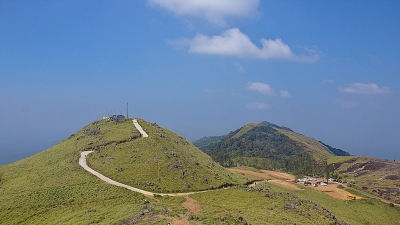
left=203, top=124, right=325, bottom=175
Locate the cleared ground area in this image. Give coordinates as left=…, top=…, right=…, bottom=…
left=229, top=168, right=361, bottom=200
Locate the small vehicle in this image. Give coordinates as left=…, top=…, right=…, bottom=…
left=320, top=182, right=327, bottom=186
left=312, top=182, right=318, bottom=187
left=347, top=194, right=356, bottom=200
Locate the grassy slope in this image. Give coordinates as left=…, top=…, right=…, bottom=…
left=231, top=123, right=257, bottom=139
left=0, top=124, right=144, bottom=225
left=328, top=156, right=400, bottom=204
left=275, top=127, right=334, bottom=161
left=0, top=118, right=249, bottom=224
left=88, top=119, right=247, bottom=193
left=191, top=176, right=400, bottom=225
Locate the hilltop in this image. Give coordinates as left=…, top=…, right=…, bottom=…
left=195, top=121, right=350, bottom=175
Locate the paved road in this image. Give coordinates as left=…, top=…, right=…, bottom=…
left=132, top=119, right=148, bottom=137
left=79, top=119, right=213, bottom=197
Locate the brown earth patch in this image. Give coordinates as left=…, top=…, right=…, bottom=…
left=309, top=184, right=361, bottom=200
left=229, top=168, right=301, bottom=190
left=182, top=196, right=202, bottom=215
left=267, top=179, right=303, bottom=190
left=230, top=168, right=360, bottom=200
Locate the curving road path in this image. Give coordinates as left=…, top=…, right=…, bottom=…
left=79, top=119, right=212, bottom=197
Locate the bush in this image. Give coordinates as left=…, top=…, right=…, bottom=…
left=337, top=184, right=343, bottom=189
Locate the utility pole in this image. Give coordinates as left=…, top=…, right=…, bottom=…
left=126, top=102, right=129, bottom=119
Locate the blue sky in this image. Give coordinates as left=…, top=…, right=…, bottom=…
left=1, top=0, right=400, bottom=165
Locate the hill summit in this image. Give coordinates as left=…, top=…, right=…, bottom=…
left=195, top=121, right=350, bottom=175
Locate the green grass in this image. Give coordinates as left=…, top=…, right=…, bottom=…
left=327, top=155, right=357, bottom=164
left=191, top=182, right=400, bottom=225
left=0, top=118, right=246, bottom=224
left=275, top=127, right=334, bottom=161
left=88, top=119, right=248, bottom=193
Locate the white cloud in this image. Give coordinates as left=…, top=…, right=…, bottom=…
left=246, top=82, right=274, bottom=95
left=148, top=0, right=260, bottom=25
left=339, top=83, right=390, bottom=95
left=280, top=90, right=291, bottom=98
left=177, top=28, right=320, bottom=62
left=246, top=102, right=270, bottom=109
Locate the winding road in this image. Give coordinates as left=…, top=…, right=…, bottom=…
left=79, top=119, right=211, bottom=197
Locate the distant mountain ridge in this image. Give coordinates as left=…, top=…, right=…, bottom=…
left=193, top=121, right=350, bottom=175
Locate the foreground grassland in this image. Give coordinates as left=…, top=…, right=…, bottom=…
left=189, top=182, right=400, bottom=225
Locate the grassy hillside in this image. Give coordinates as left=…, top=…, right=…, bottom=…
left=88, top=119, right=247, bottom=193
left=0, top=120, right=145, bottom=224
left=329, top=156, right=400, bottom=205
left=192, top=135, right=225, bottom=150
left=0, top=118, right=247, bottom=224
left=190, top=181, right=400, bottom=225
left=200, top=121, right=346, bottom=175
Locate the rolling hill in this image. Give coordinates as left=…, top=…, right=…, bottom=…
left=0, top=118, right=247, bottom=224
left=195, top=121, right=350, bottom=175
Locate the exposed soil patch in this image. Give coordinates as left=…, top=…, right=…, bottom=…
left=229, top=168, right=301, bottom=190
left=182, top=196, right=202, bottom=215
left=309, top=184, right=361, bottom=200
left=230, top=168, right=360, bottom=200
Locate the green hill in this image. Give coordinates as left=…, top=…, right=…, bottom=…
left=86, top=119, right=247, bottom=193
left=191, top=135, right=225, bottom=150
left=197, top=121, right=350, bottom=175
left=0, top=118, right=247, bottom=224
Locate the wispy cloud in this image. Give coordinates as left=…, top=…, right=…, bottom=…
left=280, top=90, right=291, bottom=98
left=339, top=83, right=390, bottom=95
left=322, top=79, right=334, bottom=84
left=174, top=28, right=320, bottom=62
left=233, top=62, right=244, bottom=73
left=148, top=0, right=260, bottom=26
left=246, top=82, right=274, bottom=95
left=246, top=102, right=270, bottom=109
left=204, top=88, right=217, bottom=95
